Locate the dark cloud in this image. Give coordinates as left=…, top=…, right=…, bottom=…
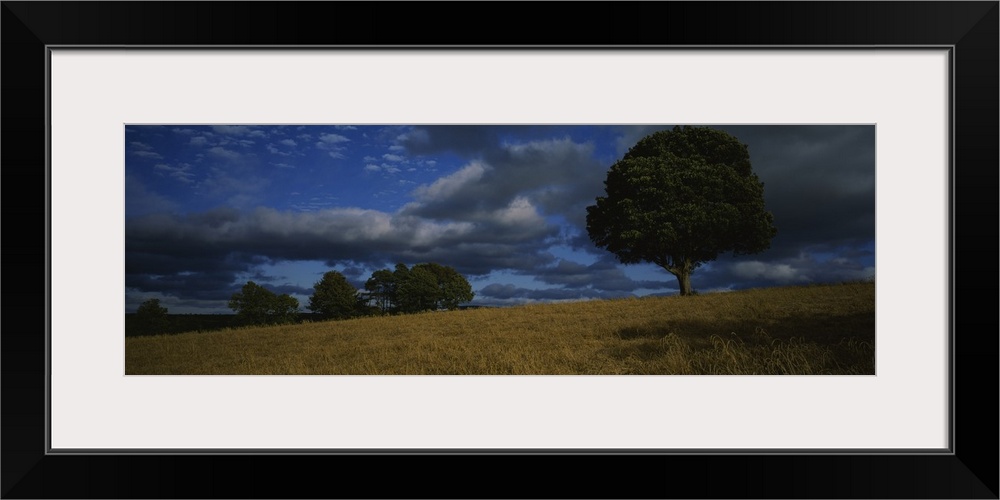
left=396, top=134, right=612, bottom=268
left=714, top=125, right=876, bottom=259
left=400, top=136, right=606, bottom=226
left=266, top=284, right=314, bottom=296
left=397, top=126, right=503, bottom=157
left=655, top=249, right=876, bottom=294
left=386, top=242, right=557, bottom=278
left=124, top=199, right=561, bottom=301
left=124, top=291, right=234, bottom=314
left=477, top=283, right=523, bottom=300
left=528, top=258, right=665, bottom=292
left=476, top=283, right=633, bottom=305
left=125, top=270, right=242, bottom=301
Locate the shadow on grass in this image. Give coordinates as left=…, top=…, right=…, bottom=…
left=611, top=310, right=876, bottom=374
left=615, top=310, right=875, bottom=344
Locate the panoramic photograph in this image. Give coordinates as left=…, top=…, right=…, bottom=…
left=124, top=124, right=876, bottom=375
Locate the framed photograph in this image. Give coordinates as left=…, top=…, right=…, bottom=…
left=5, top=2, right=997, bottom=498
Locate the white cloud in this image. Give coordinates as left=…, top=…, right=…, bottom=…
left=125, top=175, right=179, bottom=216
left=317, top=133, right=349, bottom=145
left=132, top=150, right=163, bottom=160
left=731, top=261, right=810, bottom=283
left=208, top=147, right=240, bottom=160
left=382, top=153, right=404, bottom=162
left=280, top=139, right=297, bottom=147
left=190, top=136, right=209, bottom=146
left=267, top=144, right=291, bottom=156
left=407, top=218, right=475, bottom=247
left=153, top=163, right=195, bottom=184
left=251, top=207, right=394, bottom=240
left=212, top=125, right=252, bottom=135
left=412, top=161, right=488, bottom=202
left=316, top=133, right=350, bottom=159
left=492, top=196, right=544, bottom=226
left=400, top=136, right=602, bottom=229
left=397, top=129, right=428, bottom=146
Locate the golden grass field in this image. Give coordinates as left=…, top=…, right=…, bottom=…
left=125, top=281, right=875, bottom=375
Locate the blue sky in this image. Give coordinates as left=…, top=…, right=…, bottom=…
left=125, top=125, right=876, bottom=313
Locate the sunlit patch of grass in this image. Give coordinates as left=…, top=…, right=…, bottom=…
left=126, top=282, right=875, bottom=375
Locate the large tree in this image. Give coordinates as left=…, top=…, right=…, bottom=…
left=308, top=271, right=359, bottom=320
left=585, top=126, right=777, bottom=296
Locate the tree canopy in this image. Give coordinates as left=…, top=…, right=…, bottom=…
left=308, top=271, right=360, bottom=320
left=585, top=126, right=777, bottom=295
left=364, top=268, right=397, bottom=315
left=134, top=298, right=169, bottom=334
left=415, top=262, right=475, bottom=311
left=228, top=281, right=300, bottom=325
left=362, top=262, right=474, bottom=314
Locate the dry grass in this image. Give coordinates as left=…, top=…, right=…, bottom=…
left=125, top=281, right=875, bottom=375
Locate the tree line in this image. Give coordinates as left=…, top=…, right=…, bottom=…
left=130, top=262, right=475, bottom=334
left=317, top=262, right=474, bottom=317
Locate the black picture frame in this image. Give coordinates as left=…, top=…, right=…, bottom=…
left=3, top=2, right=997, bottom=498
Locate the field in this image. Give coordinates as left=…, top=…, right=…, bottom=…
left=125, top=281, right=875, bottom=375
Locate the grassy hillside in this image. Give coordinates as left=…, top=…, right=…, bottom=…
left=125, top=312, right=327, bottom=337
left=125, top=281, right=875, bottom=375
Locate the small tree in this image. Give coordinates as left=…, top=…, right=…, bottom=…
left=586, top=126, right=777, bottom=295
left=396, top=265, right=441, bottom=313
left=308, top=271, right=359, bottom=320
left=412, top=262, right=475, bottom=310
left=135, top=298, right=169, bottom=334
left=364, top=268, right=397, bottom=315
left=271, top=293, right=301, bottom=325
left=228, top=281, right=300, bottom=326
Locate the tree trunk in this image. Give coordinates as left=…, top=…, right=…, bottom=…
left=675, top=270, right=693, bottom=296
left=660, top=258, right=694, bottom=296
